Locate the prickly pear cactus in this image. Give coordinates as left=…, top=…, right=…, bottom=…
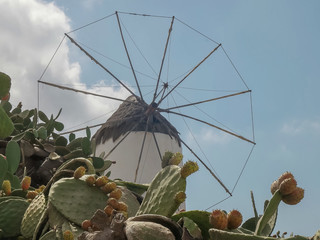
left=0, top=197, right=29, bottom=238
left=48, top=176, right=140, bottom=226
left=21, top=193, right=47, bottom=238
left=49, top=177, right=109, bottom=225
left=136, top=161, right=197, bottom=217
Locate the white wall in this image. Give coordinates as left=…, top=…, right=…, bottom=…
left=95, top=131, right=181, bottom=184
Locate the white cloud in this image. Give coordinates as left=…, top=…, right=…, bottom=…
left=281, top=119, right=320, bottom=136
left=186, top=127, right=233, bottom=145
left=0, top=0, right=129, bottom=134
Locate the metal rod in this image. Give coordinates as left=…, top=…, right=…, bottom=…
left=134, top=115, right=151, bottom=182
left=180, top=138, right=232, bottom=196
left=38, top=80, right=137, bottom=104
left=158, top=44, right=221, bottom=106
left=151, top=130, right=163, bottom=163
left=164, top=90, right=251, bottom=111
left=65, top=33, right=138, bottom=99
left=161, top=109, right=256, bottom=145
left=115, top=11, right=144, bottom=101
left=153, top=16, right=175, bottom=102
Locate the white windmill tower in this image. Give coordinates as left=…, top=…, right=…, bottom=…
left=93, top=94, right=182, bottom=184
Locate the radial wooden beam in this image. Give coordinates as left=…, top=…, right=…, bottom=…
left=180, top=138, right=232, bottom=196
left=115, top=11, right=143, bottom=101
left=157, top=44, right=221, bottom=106
left=160, top=109, right=256, bottom=145
left=38, top=80, right=139, bottom=105
left=65, top=33, right=138, bottom=100
left=163, top=90, right=251, bottom=111
left=153, top=16, right=175, bottom=103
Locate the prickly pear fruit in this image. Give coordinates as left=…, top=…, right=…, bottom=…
left=209, top=210, right=228, bottom=230
left=81, top=220, right=92, bottom=231
left=109, top=188, right=122, bottom=200
left=169, top=152, right=183, bottom=166
left=118, top=201, right=128, bottom=212
left=85, top=175, right=96, bottom=186
left=26, top=191, right=38, bottom=200
left=21, top=176, right=31, bottom=191
left=279, top=177, right=297, bottom=196
left=227, top=210, right=242, bottom=230
left=95, top=176, right=108, bottom=187
left=2, top=180, right=11, bottom=195
left=282, top=187, right=304, bottom=205
left=270, top=180, right=278, bottom=195
left=101, top=182, right=117, bottom=194
left=162, top=151, right=174, bottom=167
left=74, top=166, right=86, bottom=179
left=278, top=171, right=294, bottom=185
left=174, top=191, right=186, bottom=205
left=180, top=161, right=199, bottom=178
left=107, top=198, right=120, bottom=210
left=63, top=230, right=74, bottom=240
left=104, top=205, right=114, bottom=216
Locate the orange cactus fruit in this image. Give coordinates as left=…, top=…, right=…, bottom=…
left=73, top=166, right=86, bottom=179
left=118, top=201, right=128, bottom=212
left=227, top=210, right=243, bottom=229
left=21, top=176, right=31, bottom=191
left=174, top=191, right=186, bottom=204
left=107, top=198, right=120, bottom=210
left=2, top=180, right=11, bottom=196
left=270, top=180, right=279, bottom=195
left=277, top=172, right=294, bottom=185
left=282, top=187, right=304, bottom=205
left=180, top=161, right=199, bottom=178
left=109, top=188, right=122, bottom=200
left=81, top=220, right=92, bottom=231
left=104, top=205, right=114, bottom=216
left=85, top=175, right=96, bottom=186
left=209, top=210, right=228, bottom=230
left=279, top=178, right=297, bottom=196
left=95, top=176, right=109, bottom=187
left=101, top=182, right=117, bottom=194
left=1, top=93, right=10, bottom=101
left=169, top=152, right=183, bottom=166
left=35, top=185, right=46, bottom=193
left=26, top=191, right=39, bottom=200
left=63, top=230, right=74, bottom=240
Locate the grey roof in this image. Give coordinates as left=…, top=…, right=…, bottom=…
left=93, top=95, right=181, bottom=146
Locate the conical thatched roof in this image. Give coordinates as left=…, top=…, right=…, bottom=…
left=93, top=95, right=181, bottom=146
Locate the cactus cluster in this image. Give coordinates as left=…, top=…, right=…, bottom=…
left=0, top=72, right=319, bottom=239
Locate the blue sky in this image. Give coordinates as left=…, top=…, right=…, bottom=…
left=1, top=0, right=320, bottom=236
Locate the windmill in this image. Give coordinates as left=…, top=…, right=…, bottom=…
left=38, top=11, right=256, bottom=208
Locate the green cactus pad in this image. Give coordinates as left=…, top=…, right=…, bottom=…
left=118, top=187, right=140, bottom=217
left=49, top=177, right=109, bottom=226
left=21, top=193, right=47, bottom=238
left=48, top=201, right=68, bottom=228
left=5, top=140, right=21, bottom=174
left=136, top=165, right=186, bottom=217
left=0, top=198, right=29, bottom=238
left=172, top=210, right=211, bottom=240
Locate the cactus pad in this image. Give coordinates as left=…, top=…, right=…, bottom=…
left=0, top=198, right=29, bottom=238
left=49, top=177, right=109, bottom=226
left=136, top=165, right=186, bottom=217
left=21, top=193, right=47, bottom=238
